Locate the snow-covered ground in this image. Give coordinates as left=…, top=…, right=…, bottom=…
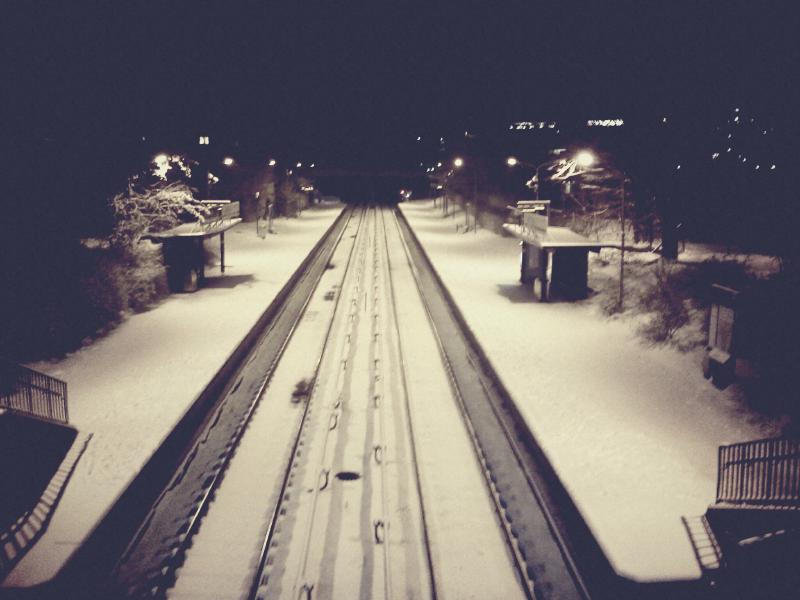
left=399, top=199, right=783, bottom=582
left=4, top=204, right=343, bottom=587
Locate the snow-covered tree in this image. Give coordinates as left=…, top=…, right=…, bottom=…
left=108, top=181, right=208, bottom=253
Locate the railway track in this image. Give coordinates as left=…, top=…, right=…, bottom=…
left=20, top=205, right=610, bottom=600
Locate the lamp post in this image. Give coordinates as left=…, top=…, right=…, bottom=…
left=507, top=156, right=558, bottom=200
left=564, top=150, right=628, bottom=310
left=453, top=157, right=478, bottom=232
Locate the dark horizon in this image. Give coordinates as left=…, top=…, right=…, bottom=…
left=6, top=2, right=798, bottom=168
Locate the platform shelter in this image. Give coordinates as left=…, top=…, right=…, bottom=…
left=144, top=200, right=242, bottom=292
left=503, top=200, right=603, bottom=301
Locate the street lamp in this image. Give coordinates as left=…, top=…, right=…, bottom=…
left=453, top=157, right=464, bottom=168
left=575, top=150, right=596, bottom=169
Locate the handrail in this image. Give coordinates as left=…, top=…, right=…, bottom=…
left=716, top=437, right=800, bottom=506
left=0, top=360, right=68, bottom=424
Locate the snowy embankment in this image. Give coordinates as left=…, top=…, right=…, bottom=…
left=4, top=205, right=343, bottom=587
left=399, top=200, right=781, bottom=582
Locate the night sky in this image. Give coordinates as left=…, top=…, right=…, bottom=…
left=6, top=1, right=797, bottom=168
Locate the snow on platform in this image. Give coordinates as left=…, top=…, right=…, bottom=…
left=503, top=222, right=603, bottom=250
left=3, top=204, right=343, bottom=588
left=399, top=200, right=782, bottom=582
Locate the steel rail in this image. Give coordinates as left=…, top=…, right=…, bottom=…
left=247, top=206, right=369, bottom=600
left=377, top=207, right=439, bottom=600
left=391, top=207, right=595, bottom=600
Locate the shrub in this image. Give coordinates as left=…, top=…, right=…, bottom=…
left=639, top=261, right=690, bottom=341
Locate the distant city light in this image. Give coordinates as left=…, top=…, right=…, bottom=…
left=296, top=162, right=302, bottom=168
left=506, top=157, right=518, bottom=166
left=198, top=136, right=210, bottom=145
left=416, top=136, right=421, bottom=141
left=223, top=157, right=234, bottom=166
left=662, top=117, right=668, bottom=123
left=153, top=154, right=168, bottom=164
left=771, top=164, right=776, bottom=170
left=453, top=157, right=464, bottom=168
left=511, top=121, right=558, bottom=131
left=587, top=118, right=624, bottom=127
left=712, top=153, right=720, bottom=159
left=310, top=163, right=315, bottom=168
left=268, top=159, right=277, bottom=166
left=436, top=162, right=442, bottom=167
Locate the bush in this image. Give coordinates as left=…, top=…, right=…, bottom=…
left=638, top=261, right=690, bottom=342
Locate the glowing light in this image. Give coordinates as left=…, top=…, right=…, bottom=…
left=310, top=163, right=315, bottom=168
left=198, top=136, right=210, bottom=145
left=453, top=157, right=464, bottom=168
left=223, top=157, right=234, bottom=166
left=574, top=151, right=596, bottom=168
left=771, top=164, right=776, bottom=170
left=712, top=153, right=720, bottom=159
left=416, top=136, right=421, bottom=141
left=676, top=165, right=681, bottom=170
left=662, top=117, right=668, bottom=123
left=506, top=157, right=518, bottom=167
left=755, top=165, right=760, bottom=170
left=153, top=154, right=171, bottom=179
left=268, top=159, right=277, bottom=166
left=296, top=162, right=302, bottom=168
left=436, top=162, right=442, bottom=167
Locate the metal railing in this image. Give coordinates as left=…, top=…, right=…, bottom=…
left=0, top=361, right=68, bottom=424
left=717, top=437, right=800, bottom=506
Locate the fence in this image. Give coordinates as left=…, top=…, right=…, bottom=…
left=0, top=361, right=68, bottom=424
left=717, top=437, right=800, bottom=506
